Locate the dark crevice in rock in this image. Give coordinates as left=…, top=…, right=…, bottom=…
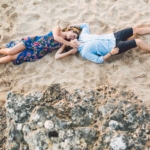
left=48, top=131, right=59, bottom=138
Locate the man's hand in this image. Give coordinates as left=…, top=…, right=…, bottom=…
left=110, top=47, right=119, bottom=55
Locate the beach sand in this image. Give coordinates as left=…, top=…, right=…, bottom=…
left=0, top=0, right=150, bottom=107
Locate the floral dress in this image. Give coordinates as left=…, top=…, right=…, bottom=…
left=6, top=31, right=62, bottom=65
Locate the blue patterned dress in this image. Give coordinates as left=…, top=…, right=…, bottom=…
left=6, top=31, right=62, bottom=65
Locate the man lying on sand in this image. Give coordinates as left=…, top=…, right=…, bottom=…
left=55, top=23, right=150, bottom=63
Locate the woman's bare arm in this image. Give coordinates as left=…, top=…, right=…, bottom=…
left=55, top=44, right=77, bottom=60
left=52, top=26, right=70, bottom=45
left=52, top=26, right=78, bottom=48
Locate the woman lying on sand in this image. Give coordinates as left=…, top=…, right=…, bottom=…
left=55, top=23, right=150, bottom=64
left=0, top=26, right=81, bottom=65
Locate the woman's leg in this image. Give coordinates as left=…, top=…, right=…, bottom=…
left=0, top=54, right=19, bottom=64
left=133, top=27, right=150, bottom=35
left=135, top=39, right=150, bottom=52
left=0, top=43, right=26, bottom=55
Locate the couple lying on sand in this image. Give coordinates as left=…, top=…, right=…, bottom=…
left=0, top=23, right=150, bottom=65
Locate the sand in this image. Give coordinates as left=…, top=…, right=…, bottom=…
left=0, top=0, right=150, bottom=107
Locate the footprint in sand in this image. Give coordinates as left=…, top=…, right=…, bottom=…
left=134, top=74, right=147, bottom=83
left=144, top=0, right=149, bottom=3
left=1, top=3, right=9, bottom=8
left=0, top=80, right=11, bottom=91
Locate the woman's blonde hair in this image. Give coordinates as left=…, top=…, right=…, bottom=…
left=62, top=26, right=82, bottom=38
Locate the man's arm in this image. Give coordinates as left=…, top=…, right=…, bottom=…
left=103, top=48, right=119, bottom=60
left=81, top=47, right=119, bottom=64
left=103, top=53, right=112, bottom=61
left=82, top=52, right=104, bottom=64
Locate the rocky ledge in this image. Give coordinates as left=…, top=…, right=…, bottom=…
left=5, top=84, right=150, bottom=150
left=0, top=106, right=6, bottom=150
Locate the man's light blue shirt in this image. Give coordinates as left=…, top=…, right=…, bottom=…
left=78, top=23, right=116, bottom=64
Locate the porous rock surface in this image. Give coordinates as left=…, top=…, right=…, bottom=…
left=6, top=84, right=150, bottom=150
left=0, top=106, right=6, bottom=150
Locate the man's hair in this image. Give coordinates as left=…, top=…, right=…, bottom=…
left=64, top=45, right=72, bottom=52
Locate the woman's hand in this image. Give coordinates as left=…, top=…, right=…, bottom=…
left=110, top=47, right=119, bottom=55
left=69, top=40, right=79, bottom=48
left=69, top=48, right=78, bottom=55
